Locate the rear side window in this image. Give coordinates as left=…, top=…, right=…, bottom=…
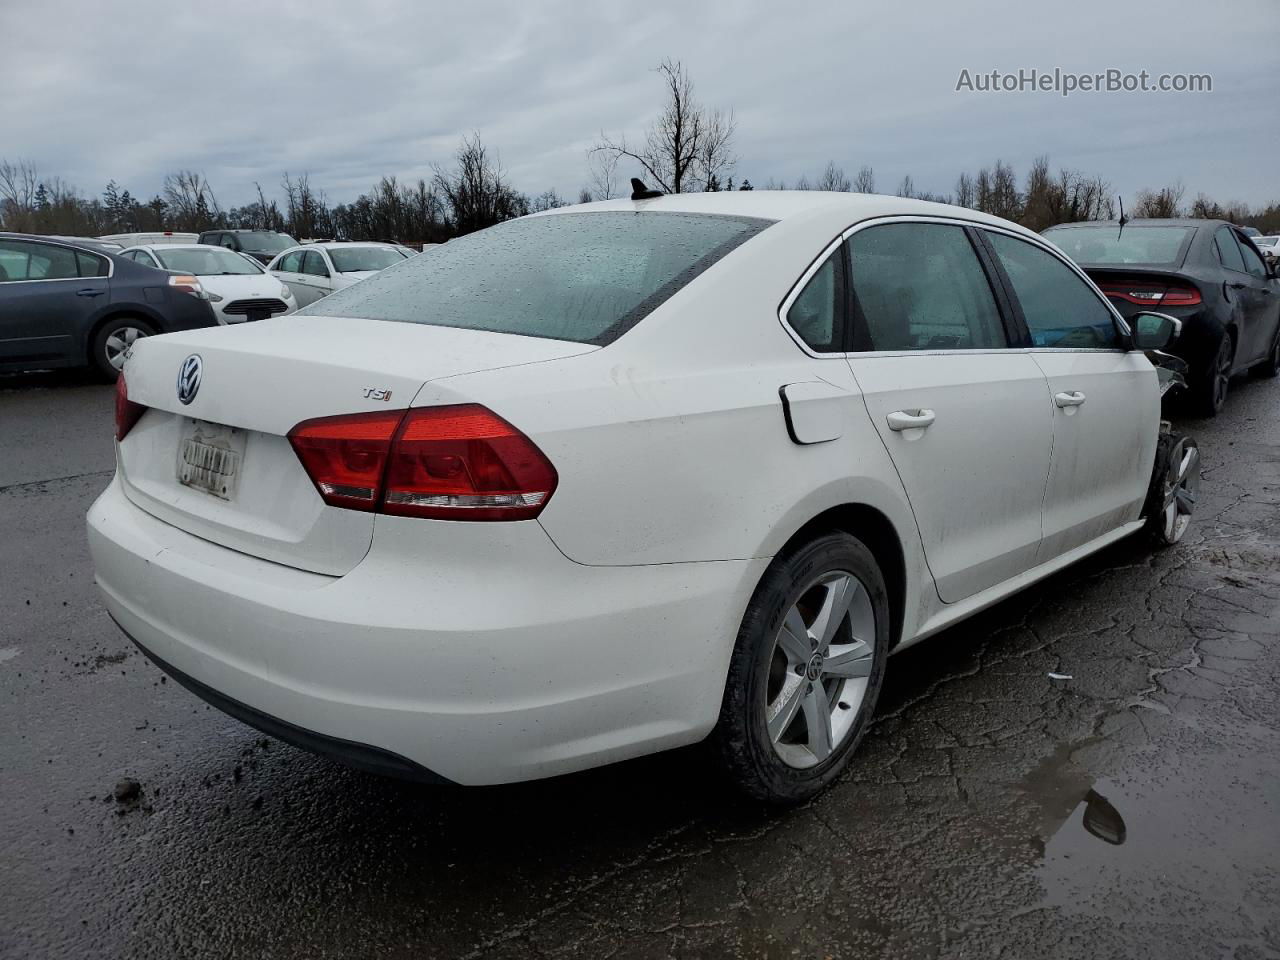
left=1215, top=227, right=1246, bottom=273
left=846, top=223, right=1006, bottom=352
left=786, top=250, right=844, bottom=352
left=987, top=232, right=1121, bottom=349
left=302, top=212, right=774, bottom=345
left=76, top=250, right=108, bottom=277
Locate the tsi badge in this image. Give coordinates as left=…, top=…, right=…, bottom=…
left=176, top=354, right=203, bottom=405
left=362, top=387, right=393, bottom=402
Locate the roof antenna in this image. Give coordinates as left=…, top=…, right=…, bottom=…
left=1117, top=196, right=1129, bottom=241
left=630, top=177, right=664, bottom=201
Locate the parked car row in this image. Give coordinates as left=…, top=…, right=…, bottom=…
left=1043, top=218, right=1280, bottom=415
left=89, top=188, right=1258, bottom=805
left=0, top=228, right=414, bottom=378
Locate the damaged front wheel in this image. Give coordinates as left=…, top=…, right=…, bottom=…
left=1145, top=433, right=1199, bottom=546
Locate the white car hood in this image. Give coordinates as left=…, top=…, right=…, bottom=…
left=197, top=272, right=288, bottom=301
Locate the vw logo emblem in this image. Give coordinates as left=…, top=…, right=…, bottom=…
left=176, top=354, right=202, bottom=405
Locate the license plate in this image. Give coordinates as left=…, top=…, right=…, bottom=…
left=177, top=420, right=246, bottom=500
left=246, top=309, right=268, bottom=323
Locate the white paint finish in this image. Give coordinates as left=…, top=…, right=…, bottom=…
left=88, top=478, right=767, bottom=784
left=780, top=380, right=847, bottom=443
left=89, top=192, right=1173, bottom=787
left=848, top=352, right=1053, bottom=603
left=1030, top=350, right=1158, bottom=563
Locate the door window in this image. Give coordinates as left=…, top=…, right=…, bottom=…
left=785, top=250, right=844, bottom=352
left=301, top=250, right=330, bottom=278
left=1214, top=227, right=1247, bottom=273
left=987, top=232, right=1121, bottom=349
left=846, top=223, right=1006, bottom=351
left=0, top=240, right=79, bottom=281
left=1234, top=233, right=1268, bottom=279
left=277, top=250, right=304, bottom=273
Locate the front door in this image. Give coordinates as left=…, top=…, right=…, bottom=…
left=982, top=229, right=1157, bottom=562
left=843, top=221, right=1052, bottom=603
left=0, top=239, right=106, bottom=364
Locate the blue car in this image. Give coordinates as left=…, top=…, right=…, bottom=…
left=0, top=233, right=219, bottom=379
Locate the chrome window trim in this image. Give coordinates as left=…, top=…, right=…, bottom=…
left=776, top=232, right=848, bottom=358
left=0, top=236, right=115, bottom=283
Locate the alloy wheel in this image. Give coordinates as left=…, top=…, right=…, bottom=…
left=1158, top=438, right=1199, bottom=544
left=104, top=326, right=148, bottom=371
left=764, top=570, right=877, bottom=769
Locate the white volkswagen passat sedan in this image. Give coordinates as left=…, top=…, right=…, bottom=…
left=266, top=241, right=410, bottom=307
left=87, top=192, right=1198, bottom=803
left=120, top=244, right=297, bottom=323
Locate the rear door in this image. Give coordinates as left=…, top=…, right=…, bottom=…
left=0, top=239, right=107, bottom=363
left=1230, top=230, right=1278, bottom=364
left=981, top=229, right=1156, bottom=563
left=843, top=219, right=1052, bottom=603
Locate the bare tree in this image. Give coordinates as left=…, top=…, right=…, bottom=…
left=433, top=133, right=526, bottom=235
left=1133, top=182, right=1185, bottom=218
left=591, top=59, right=736, bottom=193
left=0, top=158, right=40, bottom=230
left=852, top=166, right=876, bottom=193
left=897, top=175, right=915, bottom=199
left=531, top=189, right=567, bottom=212
left=163, top=171, right=220, bottom=230
left=816, top=162, right=852, bottom=192
left=954, top=171, right=975, bottom=208
left=587, top=149, right=619, bottom=200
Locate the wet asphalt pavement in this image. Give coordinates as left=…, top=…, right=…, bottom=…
left=2, top=370, right=1278, bottom=960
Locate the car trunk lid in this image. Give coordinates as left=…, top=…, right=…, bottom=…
left=116, top=315, right=595, bottom=574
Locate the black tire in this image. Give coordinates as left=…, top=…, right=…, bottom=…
left=1191, top=331, right=1234, bottom=417
left=1251, top=329, right=1280, bottom=379
left=90, top=317, right=156, bottom=381
left=712, top=531, right=890, bottom=805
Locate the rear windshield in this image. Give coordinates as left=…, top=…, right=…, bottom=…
left=301, top=212, right=773, bottom=345
left=1042, top=224, right=1193, bottom=267
left=329, top=246, right=406, bottom=273
left=235, top=232, right=297, bottom=254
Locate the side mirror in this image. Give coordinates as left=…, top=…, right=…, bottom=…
left=1132, top=311, right=1181, bottom=351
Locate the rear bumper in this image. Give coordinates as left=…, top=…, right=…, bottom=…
left=88, top=476, right=765, bottom=785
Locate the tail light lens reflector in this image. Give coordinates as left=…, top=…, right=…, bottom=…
left=114, top=374, right=146, bottom=441
left=287, top=405, right=557, bottom=521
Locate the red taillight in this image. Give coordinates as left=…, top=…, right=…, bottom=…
left=114, top=374, right=145, bottom=441
left=1099, top=283, right=1201, bottom=307
left=287, top=405, right=557, bottom=522
left=286, top=410, right=403, bottom=512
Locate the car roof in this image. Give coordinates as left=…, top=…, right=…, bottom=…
left=126, top=243, right=231, bottom=252
left=0, top=232, right=123, bottom=254
left=1045, top=218, right=1219, bottom=230
left=536, top=190, right=1038, bottom=235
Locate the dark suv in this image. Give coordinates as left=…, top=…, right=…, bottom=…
left=0, top=233, right=218, bottom=379
left=196, top=229, right=298, bottom=265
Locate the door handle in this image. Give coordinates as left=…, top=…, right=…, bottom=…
left=886, top=409, right=935, bottom=431
left=75, top=288, right=105, bottom=297
left=1229, top=281, right=1247, bottom=290
left=1054, top=391, right=1087, bottom=408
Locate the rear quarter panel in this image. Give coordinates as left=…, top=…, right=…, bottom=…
left=416, top=211, right=934, bottom=634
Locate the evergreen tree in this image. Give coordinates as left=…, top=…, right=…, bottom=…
left=739, top=179, right=753, bottom=191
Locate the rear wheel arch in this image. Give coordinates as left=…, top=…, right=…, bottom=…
left=84, top=307, right=163, bottom=366
left=775, top=504, right=906, bottom=650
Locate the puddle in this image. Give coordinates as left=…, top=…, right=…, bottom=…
left=0, top=647, right=20, bottom=664
left=1021, top=740, right=1280, bottom=934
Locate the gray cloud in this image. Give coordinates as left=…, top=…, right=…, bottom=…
left=2, top=0, right=1276, bottom=210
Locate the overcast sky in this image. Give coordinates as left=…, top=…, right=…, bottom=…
left=2, top=0, right=1276, bottom=211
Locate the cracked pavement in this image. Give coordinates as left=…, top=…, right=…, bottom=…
left=2, top=371, right=1278, bottom=959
